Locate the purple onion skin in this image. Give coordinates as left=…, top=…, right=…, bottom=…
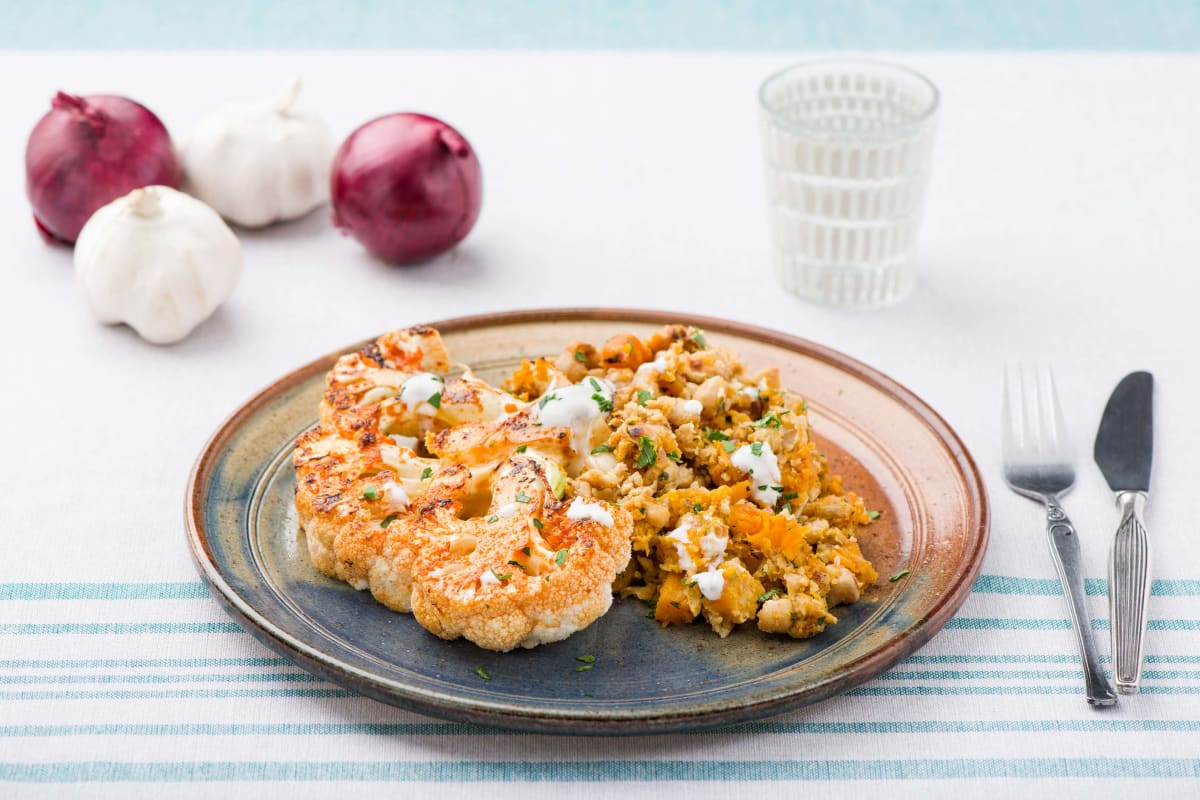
left=331, top=113, right=482, bottom=264
left=25, top=92, right=182, bottom=245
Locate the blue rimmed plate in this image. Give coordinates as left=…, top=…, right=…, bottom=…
left=185, top=308, right=989, bottom=734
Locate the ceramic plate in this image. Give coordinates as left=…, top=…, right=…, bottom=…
left=186, top=309, right=989, bottom=734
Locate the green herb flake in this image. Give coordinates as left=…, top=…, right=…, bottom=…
left=722, top=441, right=737, bottom=454
left=750, top=442, right=764, bottom=457
left=705, top=428, right=729, bottom=442
left=591, top=444, right=612, bottom=454
left=588, top=377, right=603, bottom=392
left=752, top=412, right=782, bottom=429
left=492, top=569, right=512, bottom=582
left=867, top=510, right=882, bottom=520
left=670, top=601, right=681, bottom=609
left=692, top=502, right=704, bottom=514
left=636, top=436, right=657, bottom=468
left=538, top=392, right=558, bottom=409
left=555, top=549, right=569, bottom=566
left=574, top=349, right=588, bottom=364
left=514, top=490, right=531, bottom=504
left=666, top=450, right=682, bottom=464
left=507, top=560, right=528, bottom=571
left=781, top=492, right=799, bottom=502
left=420, top=467, right=433, bottom=480
left=486, top=514, right=500, bottom=524
left=690, top=327, right=707, bottom=349
left=757, top=588, right=782, bottom=604
left=474, top=665, right=491, bottom=681
left=427, top=392, right=442, bottom=409
left=521, top=546, right=531, bottom=556
left=889, top=569, right=911, bottom=582
left=636, top=389, right=652, bottom=406
left=577, top=654, right=596, bottom=664
left=645, top=609, right=657, bottom=619
left=516, top=445, right=528, bottom=453
left=532, top=518, right=543, bottom=530
left=361, top=484, right=379, bottom=501
left=575, top=664, right=593, bottom=673
left=801, top=400, right=809, bottom=412
left=380, top=514, right=398, bottom=528
left=592, top=393, right=614, bottom=413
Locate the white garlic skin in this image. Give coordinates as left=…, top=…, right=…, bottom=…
left=75, top=186, right=242, bottom=345
left=181, top=79, right=333, bottom=228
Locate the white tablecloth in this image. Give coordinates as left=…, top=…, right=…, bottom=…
left=3, top=51, right=1199, bottom=797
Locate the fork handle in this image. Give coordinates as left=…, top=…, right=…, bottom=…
left=1044, top=498, right=1118, bottom=706
left=1109, top=491, right=1151, bottom=695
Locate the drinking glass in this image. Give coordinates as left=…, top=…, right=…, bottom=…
left=759, top=60, right=939, bottom=306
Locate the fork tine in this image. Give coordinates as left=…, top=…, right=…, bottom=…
left=1043, top=367, right=1071, bottom=458
left=1018, top=363, right=1036, bottom=456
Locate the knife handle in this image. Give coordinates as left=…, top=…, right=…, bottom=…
left=1110, top=491, right=1152, bottom=694
left=1044, top=498, right=1117, bottom=706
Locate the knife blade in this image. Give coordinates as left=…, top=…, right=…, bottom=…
left=1093, top=371, right=1154, bottom=695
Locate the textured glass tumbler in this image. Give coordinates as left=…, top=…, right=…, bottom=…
left=759, top=60, right=939, bottom=306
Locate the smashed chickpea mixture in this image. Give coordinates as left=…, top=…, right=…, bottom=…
left=294, top=324, right=877, bottom=652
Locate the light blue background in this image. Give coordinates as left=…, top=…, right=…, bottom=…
left=5, top=0, right=1199, bottom=50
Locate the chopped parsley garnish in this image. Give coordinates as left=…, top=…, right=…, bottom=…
left=692, top=502, right=703, bottom=513
left=690, top=327, right=707, bottom=349
left=592, top=393, right=613, bottom=413
left=474, top=666, right=491, bottom=681
left=538, top=392, right=558, bottom=409
left=514, top=490, right=531, bottom=504
left=636, top=436, right=657, bottom=468
left=588, top=377, right=603, bottom=392
left=361, top=484, right=379, bottom=501
left=380, top=514, right=398, bottom=528
left=670, top=601, right=681, bottom=608
left=781, top=491, right=799, bottom=502
left=492, top=569, right=512, bottom=582
left=486, top=515, right=499, bottom=523
left=507, top=560, right=527, bottom=571
left=801, top=400, right=809, bottom=411
left=427, top=392, right=442, bottom=409
left=750, top=442, right=764, bottom=457
left=722, top=441, right=737, bottom=454
left=577, top=654, right=596, bottom=664
left=636, top=389, right=652, bottom=406
left=575, top=664, right=593, bottom=673
left=574, top=349, right=588, bottom=363
left=532, top=518, right=543, bottom=530
left=665, top=450, right=682, bottom=463
left=751, top=412, right=782, bottom=429
left=555, top=549, right=569, bottom=566
left=758, top=588, right=782, bottom=604
left=867, top=510, right=882, bottom=520
left=516, top=445, right=528, bottom=453
left=521, top=547, right=531, bottom=556
left=591, top=444, right=612, bottom=454
left=757, top=484, right=785, bottom=492
left=420, top=467, right=433, bottom=480
left=889, top=569, right=911, bottom=582
left=705, top=429, right=729, bottom=442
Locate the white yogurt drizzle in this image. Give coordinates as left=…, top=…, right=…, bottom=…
left=731, top=441, right=783, bottom=508
left=536, top=378, right=614, bottom=452
left=398, top=373, right=444, bottom=415
left=566, top=497, right=615, bottom=528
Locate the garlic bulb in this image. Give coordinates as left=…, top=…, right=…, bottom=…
left=181, top=78, right=333, bottom=228
left=75, top=186, right=242, bottom=345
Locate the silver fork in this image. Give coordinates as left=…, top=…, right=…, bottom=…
left=1002, top=366, right=1117, bottom=707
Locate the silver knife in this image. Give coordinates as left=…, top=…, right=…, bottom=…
left=1093, top=371, right=1154, bottom=694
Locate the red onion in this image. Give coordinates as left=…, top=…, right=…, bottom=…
left=331, top=113, right=482, bottom=264
left=25, top=92, right=182, bottom=245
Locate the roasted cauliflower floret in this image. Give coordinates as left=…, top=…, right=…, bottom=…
left=409, top=456, right=632, bottom=651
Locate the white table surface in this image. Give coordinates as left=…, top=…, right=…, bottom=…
left=3, top=51, right=1200, bottom=796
